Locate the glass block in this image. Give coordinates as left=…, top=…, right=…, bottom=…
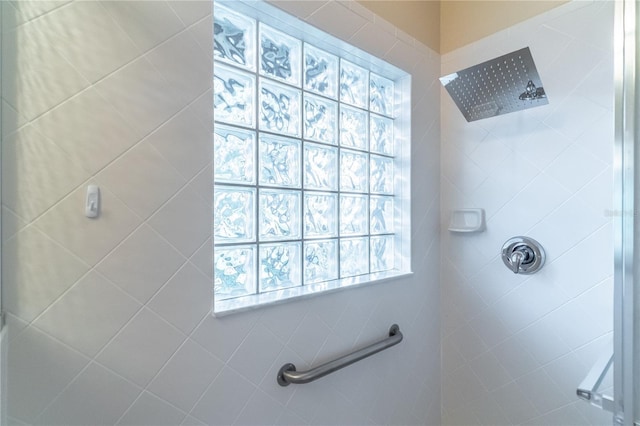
left=370, top=114, right=394, bottom=156
left=340, top=237, right=369, bottom=278
left=214, top=63, right=255, bottom=127
left=304, top=43, right=338, bottom=99
left=340, top=150, right=368, bottom=193
left=214, top=4, right=256, bottom=71
left=259, top=189, right=301, bottom=241
left=340, top=105, right=368, bottom=150
left=304, top=192, right=337, bottom=238
left=214, top=245, right=256, bottom=300
left=214, top=186, right=255, bottom=243
left=340, top=60, right=368, bottom=108
left=370, top=155, right=394, bottom=194
left=304, top=94, right=337, bottom=145
left=259, top=79, right=301, bottom=137
left=259, top=242, right=301, bottom=293
left=259, top=134, right=301, bottom=188
left=369, top=73, right=394, bottom=117
left=340, top=194, right=368, bottom=236
left=304, top=143, right=338, bottom=191
left=304, top=239, right=338, bottom=284
left=370, top=235, right=394, bottom=273
left=214, top=124, right=255, bottom=184
left=259, top=24, right=301, bottom=87
left=370, top=195, right=394, bottom=234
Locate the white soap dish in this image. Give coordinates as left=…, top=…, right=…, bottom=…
left=448, top=208, right=486, bottom=233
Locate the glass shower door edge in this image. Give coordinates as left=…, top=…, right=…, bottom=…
left=612, top=0, right=638, bottom=425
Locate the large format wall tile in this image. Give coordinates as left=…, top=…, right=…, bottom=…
left=96, top=224, right=185, bottom=304
left=2, top=22, right=90, bottom=121
left=147, top=339, right=223, bottom=413
left=100, top=1, right=184, bottom=54
left=32, top=271, right=141, bottom=357
left=7, top=327, right=89, bottom=423
left=2, top=125, right=90, bottom=222
left=1, top=0, right=441, bottom=424
left=33, top=185, right=140, bottom=267
left=33, top=1, right=141, bottom=84
left=35, top=363, right=141, bottom=426
left=3, top=227, right=89, bottom=323
left=96, top=308, right=185, bottom=387
left=96, top=142, right=186, bottom=219
left=116, top=391, right=187, bottom=426
left=440, top=2, right=615, bottom=425
left=31, top=87, right=142, bottom=175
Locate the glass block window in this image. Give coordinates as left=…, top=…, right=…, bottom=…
left=213, top=1, right=410, bottom=313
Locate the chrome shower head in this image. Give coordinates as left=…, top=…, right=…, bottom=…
left=440, top=47, right=548, bottom=122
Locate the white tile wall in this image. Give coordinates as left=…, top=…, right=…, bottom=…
left=32, top=271, right=140, bottom=358
left=440, top=1, right=615, bottom=425
left=116, top=391, right=187, bottom=426
left=35, top=362, right=140, bottom=426
left=1, top=1, right=441, bottom=425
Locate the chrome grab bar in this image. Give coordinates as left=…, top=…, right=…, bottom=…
left=277, top=324, right=403, bottom=386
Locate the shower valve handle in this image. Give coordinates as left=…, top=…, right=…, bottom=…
left=508, top=250, right=525, bottom=274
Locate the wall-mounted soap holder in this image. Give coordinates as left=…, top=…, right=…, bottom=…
left=448, top=208, right=485, bottom=233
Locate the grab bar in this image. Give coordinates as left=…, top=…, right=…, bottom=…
left=277, top=324, right=403, bottom=386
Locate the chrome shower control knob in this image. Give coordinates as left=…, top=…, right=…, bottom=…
left=501, top=236, right=545, bottom=275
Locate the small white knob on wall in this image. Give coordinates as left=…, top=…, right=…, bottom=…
left=85, top=185, right=100, bottom=218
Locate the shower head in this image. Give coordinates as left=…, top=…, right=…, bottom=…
left=440, top=47, right=548, bottom=122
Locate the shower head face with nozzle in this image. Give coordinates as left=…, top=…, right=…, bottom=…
left=440, top=47, right=548, bottom=122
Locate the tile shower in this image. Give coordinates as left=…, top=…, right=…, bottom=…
left=0, top=1, right=616, bottom=425
left=1, top=0, right=439, bottom=425
left=441, top=2, right=614, bottom=425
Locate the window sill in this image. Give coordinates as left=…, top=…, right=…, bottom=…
left=213, top=270, right=413, bottom=316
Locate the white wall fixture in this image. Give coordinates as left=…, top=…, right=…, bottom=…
left=448, top=208, right=485, bottom=233
left=85, top=185, right=100, bottom=218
